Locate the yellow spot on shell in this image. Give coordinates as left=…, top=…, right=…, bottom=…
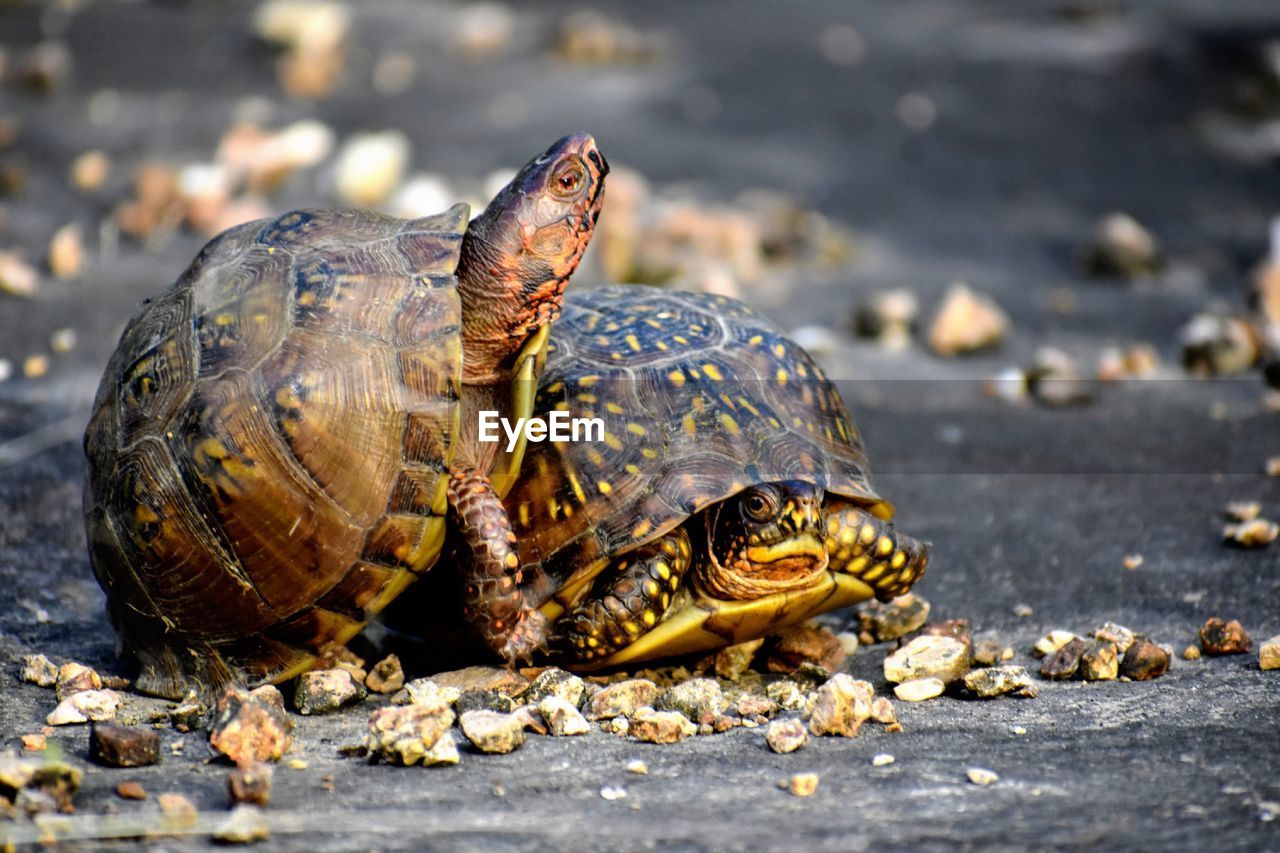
left=776, top=368, right=789, bottom=385
left=891, top=551, right=907, bottom=569
left=578, top=375, right=599, bottom=387
left=838, top=527, right=856, bottom=547
left=587, top=448, right=605, bottom=466
left=625, top=464, right=640, bottom=475
left=748, top=335, right=764, bottom=346
left=703, top=363, right=724, bottom=381
left=643, top=611, right=657, bottom=626
left=597, top=480, right=613, bottom=495
left=625, top=334, right=641, bottom=352
left=626, top=423, right=647, bottom=436
left=669, top=370, right=686, bottom=386
left=505, top=553, right=519, bottom=569
left=860, top=523, right=877, bottom=544
left=518, top=503, right=530, bottom=526
left=645, top=580, right=660, bottom=597
left=545, top=382, right=563, bottom=395
left=719, top=414, right=740, bottom=435
left=641, top=448, right=658, bottom=459
left=566, top=470, right=586, bottom=504
left=876, top=537, right=895, bottom=556
left=604, top=433, right=623, bottom=450
left=683, top=415, right=697, bottom=437
left=577, top=393, right=597, bottom=404
left=655, top=562, right=671, bottom=580
left=773, top=344, right=786, bottom=358
left=605, top=402, right=624, bottom=414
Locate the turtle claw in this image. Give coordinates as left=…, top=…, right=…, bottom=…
left=499, top=609, right=550, bottom=665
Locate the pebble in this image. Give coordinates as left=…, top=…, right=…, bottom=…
left=455, top=689, right=516, bottom=716
left=21, top=734, right=46, bottom=752
left=765, top=718, right=809, bottom=754
left=524, top=667, right=586, bottom=707
left=967, top=767, right=1000, bottom=787
left=217, top=120, right=335, bottom=191
left=1267, top=457, right=1280, bottom=477
left=872, top=753, right=895, bottom=767
left=48, top=689, right=120, bottom=725
left=1027, top=347, right=1093, bottom=407
left=22, top=354, right=49, bottom=378
left=209, top=685, right=292, bottom=767
left=808, top=674, right=874, bottom=736
left=365, top=703, right=456, bottom=766
left=116, top=780, right=147, bottom=800
left=1032, top=630, right=1080, bottom=659
left=893, top=678, right=944, bottom=702
left=971, top=640, right=1012, bottom=667
left=1182, top=645, right=1202, bottom=661
left=454, top=3, right=516, bottom=60
left=213, top=804, right=270, bottom=844
left=923, top=619, right=972, bottom=650
left=857, top=593, right=931, bottom=642
left=47, top=224, right=84, bottom=280
left=963, top=666, right=1032, bottom=698
left=788, top=773, right=819, bottom=797
left=18, top=41, right=73, bottom=93
left=600, top=785, right=627, bottom=801
left=765, top=680, right=806, bottom=712
left=460, top=710, right=527, bottom=754
left=428, top=666, right=529, bottom=698
left=870, top=696, right=897, bottom=725
left=883, top=635, right=970, bottom=685
left=20, top=654, right=58, bottom=687
left=553, top=9, right=669, bottom=65
left=1119, top=638, right=1170, bottom=681
left=228, top=764, right=273, bottom=805
left=70, top=150, right=111, bottom=192
left=89, top=723, right=160, bottom=767
left=1012, top=603, right=1035, bottom=618
left=294, top=668, right=366, bottom=715
left=0, top=251, right=38, bottom=296
left=713, top=639, right=764, bottom=680
left=626, top=759, right=648, bottom=774
left=253, top=0, right=349, bottom=98
left=364, top=655, right=405, bottom=694
left=157, top=792, right=198, bottom=829
left=1097, top=344, right=1160, bottom=381
left=1082, top=212, right=1161, bottom=278
left=1259, top=636, right=1280, bottom=671
left=852, top=288, right=919, bottom=349
left=656, top=678, right=725, bottom=723
left=395, top=678, right=462, bottom=708
left=585, top=679, right=659, bottom=720
left=1181, top=313, right=1260, bottom=376
left=335, top=131, right=410, bottom=207
left=927, top=283, right=1009, bottom=356
left=766, top=623, right=846, bottom=674
left=1222, top=518, right=1278, bottom=548
left=1199, top=618, right=1252, bottom=655
left=1040, top=637, right=1088, bottom=680
left=1094, top=622, right=1137, bottom=653
left=1080, top=642, right=1120, bottom=681
left=630, top=708, right=697, bottom=744
left=538, top=696, right=590, bottom=736
left=1225, top=501, right=1262, bottom=522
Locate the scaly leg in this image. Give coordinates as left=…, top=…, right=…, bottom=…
left=561, top=527, right=693, bottom=661
left=448, top=465, right=547, bottom=662
left=824, top=499, right=929, bottom=601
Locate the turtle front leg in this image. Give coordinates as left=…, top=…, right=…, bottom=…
left=448, top=465, right=548, bottom=663
left=560, top=528, right=693, bottom=661
left=824, top=499, right=929, bottom=600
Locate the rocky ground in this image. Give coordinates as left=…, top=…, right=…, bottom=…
left=1, top=0, right=1278, bottom=849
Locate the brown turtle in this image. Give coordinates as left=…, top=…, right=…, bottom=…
left=83, top=134, right=607, bottom=698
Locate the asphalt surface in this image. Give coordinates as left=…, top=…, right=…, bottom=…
left=1, top=1, right=1278, bottom=850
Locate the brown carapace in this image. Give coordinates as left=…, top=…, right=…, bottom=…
left=500, top=285, right=930, bottom=669
left=83, top=135, right=606, bottom=699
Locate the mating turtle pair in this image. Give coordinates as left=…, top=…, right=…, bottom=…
left=84, top=135, right=928, bottom=698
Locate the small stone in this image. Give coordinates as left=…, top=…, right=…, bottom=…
left=713, top=639, right=764, bottom=680
left=428, top=666, right=529, bottom=698
left=294, top=668, right=366, bottom=715
left=228, top=764, right=273, bottom=806
left=460, top=710, right=526, bottom=754
left=20, top=654, right=58, bottom=687
left=1012, top=603, right=1034, bottom=618
left=967, top=767, right=999, bottom=786
left=1083, top=212, right=1161, bottom=278
left=1040, top=637, right=1088, bottom=680
left=49, top=327, right=77, bottom=354
left=655, top=678, right=725, bottom=723
left=1119, top=638, right=1170, bottom=681
left=48, top=689, right=119, bottom=725
left=808, top=674, right=874, bottom=737
left=1122, top=554, right=1144, bottom=570
left=1032, top=630, right=1080, bottom=659
left=1199, top=618, right=1252, bottom=655
left=1259, top=636, right=1280, bottom=671
left=538, top=696, right=590, bottom=736
left=761, top=717, right=807, bottom=753
left=1097, top=345, right=1159, bottom=381
left=733, top=693, right=778, bottom=719
left=47, top=224, right=84, bottom=280
left=963, top=666, right=1032, bottom=698
left=599, top=785, right=627, bottom=801
left=766, top=623, right=847, bottom=673
left=872, top=753, right=895, bottom=767
left=626, top=759, right=648, bottom=774
left=364, top=655, right=405, bottom=694
left=1094, top=622, right=1137, bottom=654
left=857, top=593, right=930, bottom=641
left=630, top=708, right=697, bottom=744
left=55, top=662, right=102, bottom=699
left=454, top=3, right=516, bottom=60
left=1267, top=457, right=1280, bottom=477
left=524, top=668, right=586, bottom=707
left=603, top=717, right=629, bottom=736
left=1226, top=501, right=1262, bottom=522
left=765, top=680, right=806, bottom=711
left=1079, top=642, right=1119, bottom=681
left=1027, top=347, right=1092, bottom=407
left=335, top=131, right=410, bottom=207
left=21, top=734, right=46, bottom=752
left=788, top=773, right=819, bottom=797
left=893, top=678, right=945, bottom=702
left=883, top=635, right=970, bottom=685
left=870, top=697, right=896, bottom=725
left=169, top=700, right=205, bottom=733
left=971, top=640, right=1005, bottom=667
left=1181, top=313, right=1261, bottom=376
left=455, top=689, right=517, bottom=716
left=209, top=685, right=292, bottom=767
left=395, top=678, right=461, bottom=708
left=116, top=780, right=147, bottom=800
left=421, top=733, right=461, bottom=766
left=927, top=283, right=1008, bottom=357
left=1182, top=645, right=1201, bottom=661
left=70, top=150, right=111, bottom=192
left=90, top=723, right=161, bottom=767
left=213, top=804, right=270, bottom=844
left=852, top=288, right=918, bottom=349
left=1223, top=518, right=1278, bottom=548
left=584, top=679, right=659, bottom=720
left=157, top=792, right=198, bottom=829
left=364, top=703, right=456, bottom=766
left=923, top=619, right=972, bottom=650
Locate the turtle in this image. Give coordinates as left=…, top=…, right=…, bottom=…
left=500, top=285, right=929, bottom=669
left=83, top=134, right=608, bottom=699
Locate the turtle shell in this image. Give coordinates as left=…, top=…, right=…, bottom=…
left=84, top=204, right=545, bottom=699
left=506, top=285, right=889, bottom=617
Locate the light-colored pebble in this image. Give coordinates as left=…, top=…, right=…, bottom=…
left=892, top=677, right=945, bottom=702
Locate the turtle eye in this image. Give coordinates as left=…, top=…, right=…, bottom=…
left=741, top=488, right=777, bottom=522
left=551, top=160, right=586, bottom=199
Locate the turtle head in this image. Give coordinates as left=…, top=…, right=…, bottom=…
left=457, top=134, right=608, bottom=383
left=698, top=481, right=830, bottom=600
